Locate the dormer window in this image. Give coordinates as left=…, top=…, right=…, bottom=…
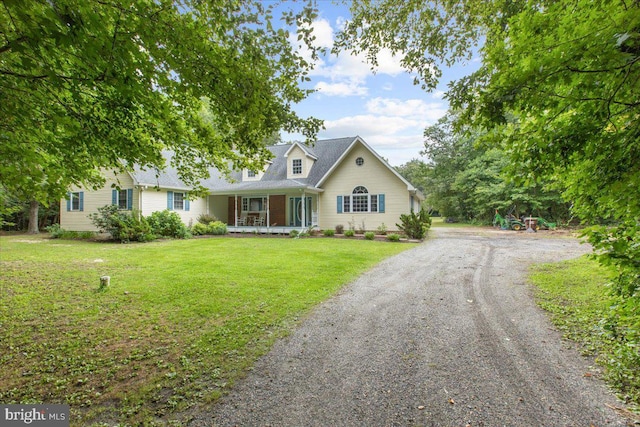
left=292, top=159, right=302, bottom=175
left=247, top=170, right=256, bottom=178
left=284, top=142, right=315, bottom=179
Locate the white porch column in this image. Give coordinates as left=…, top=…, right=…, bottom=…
left=302, top=190, right=306, bottom=229
left=266, top=195, right=270, bottom=229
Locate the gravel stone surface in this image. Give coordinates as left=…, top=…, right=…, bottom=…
left=190, top=227, right=629, bottom=427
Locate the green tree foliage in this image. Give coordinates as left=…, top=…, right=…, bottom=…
left=417, top=116, right=568, bottom=223
left=339, top=0, right=639, bottom=292
left=395, top=159, right=430, bottom=194
left=1, top=0, right=323, bottom=208
left=0, top=188, right=59, bottom=231
left=0, top=186, right=22, bottom=228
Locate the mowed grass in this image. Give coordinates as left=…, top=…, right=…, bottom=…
left=530, top=256, right=640, bottom=411
left=430, top=217, right=474, bottom=228
left=0, top=234, right=414, bottom=426
left=531, top=256, right=615, bottom=353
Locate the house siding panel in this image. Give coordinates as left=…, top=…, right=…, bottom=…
left=143, top=189, right=206, bottom=226
left=140, top=189, right=170, bottom=217
left=318, top=144, right=409, bottom=232
left=60, top=171, right=136, bottom=231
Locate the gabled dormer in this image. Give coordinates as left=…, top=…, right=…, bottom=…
left=242, top=160, right=272, bottom=181
left=284, top=142, right=317, bottom=179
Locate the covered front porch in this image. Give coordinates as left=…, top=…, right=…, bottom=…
left=208, top=186, right=322, bottom=233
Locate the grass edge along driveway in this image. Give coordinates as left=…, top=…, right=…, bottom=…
left=0, top=234, right=415, bottom=426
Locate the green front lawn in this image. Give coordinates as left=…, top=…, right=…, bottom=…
left=531, top=256, right=640, bottom=412
left=0, top=234, right=414, bottom=426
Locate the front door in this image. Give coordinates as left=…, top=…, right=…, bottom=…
left=289, top=197, right=312, bottom=227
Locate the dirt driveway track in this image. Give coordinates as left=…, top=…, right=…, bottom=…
left=190, top=227, right=629, bottom=427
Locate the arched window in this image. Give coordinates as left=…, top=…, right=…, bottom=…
left=353, top=186, right=368, bottom=194
left=352, top=186, right=369, bottom=212
left=338, top=187, right=383, bottom=214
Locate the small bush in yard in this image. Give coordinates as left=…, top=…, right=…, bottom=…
left=364, top=231, right=375, bottom=240
left=335, top=224, right=344, bottom=234
left=45, top=223, right=65, bottom=238
left=147, top=210, right=191, bottom=239
left=323, top=229, right=335, bottom=237
left=197, top=213, right=218, bottom=225
left=376, top=223, right=388, bottom=235
left=46, top=224, right=95, bottom=240
left=90, top=205, right=155, bottom=242
left=207, top=221, right=227, bottom=235
left=191, top=222, right=209, bottom=236
left=397, top=209, right=432, bottom=240
left=289, top=229, right=299, bottom=238
left=344, top=229, right=355, bottom=237
left=387, top=233, right=401, bottom=242
left=192, top=221, right=227, bottom=236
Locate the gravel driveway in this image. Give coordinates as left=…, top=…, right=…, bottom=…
left=190, top=227, right=628, bottom=427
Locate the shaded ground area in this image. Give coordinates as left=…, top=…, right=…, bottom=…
left=190, top=227, right=628, bottom=426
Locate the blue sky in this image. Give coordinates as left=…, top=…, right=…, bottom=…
left=280, top=1, right=481, bottom=166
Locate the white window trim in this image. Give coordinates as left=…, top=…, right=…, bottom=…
left=173, top=192, right=185, bottom=210
left=69, top=192, right=82, bottom=211
left=242, top=196, right=267, bottom=212
left=345, top=194, right=378, bottom=213
left=340, top=187, right=381, bottom=213
left=292, top=158, right=302, bottom=175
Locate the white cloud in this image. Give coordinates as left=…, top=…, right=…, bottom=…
left=305, top=18, right=334, bottom=48
left=285, top=14, right=450, bottom=165
left=372, top=49, right=406, bottom=76
left=318, top=117, right=427, bottom=165
left=365, top=97, right=447, bottom=122
left=315, top=81, right=368, bottom=97
left=312, top=51, right=370, bottom=80
left=322, top=115, right=422, bottom=137
left=292, top=17, right=410, bottom=100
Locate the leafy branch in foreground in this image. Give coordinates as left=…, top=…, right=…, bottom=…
left=1, top=0, right=323, bottom=210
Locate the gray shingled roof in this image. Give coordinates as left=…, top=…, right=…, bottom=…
left=130, top=136, right=359, bottom=193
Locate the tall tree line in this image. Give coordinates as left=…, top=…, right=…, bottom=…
left=397, top=115, right=570, bottom=223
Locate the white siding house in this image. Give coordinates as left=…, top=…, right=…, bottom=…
left=60, top=137, right=424, bottom=233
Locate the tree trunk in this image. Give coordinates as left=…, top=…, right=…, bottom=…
left=27, top=200, right=39, bottom=234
